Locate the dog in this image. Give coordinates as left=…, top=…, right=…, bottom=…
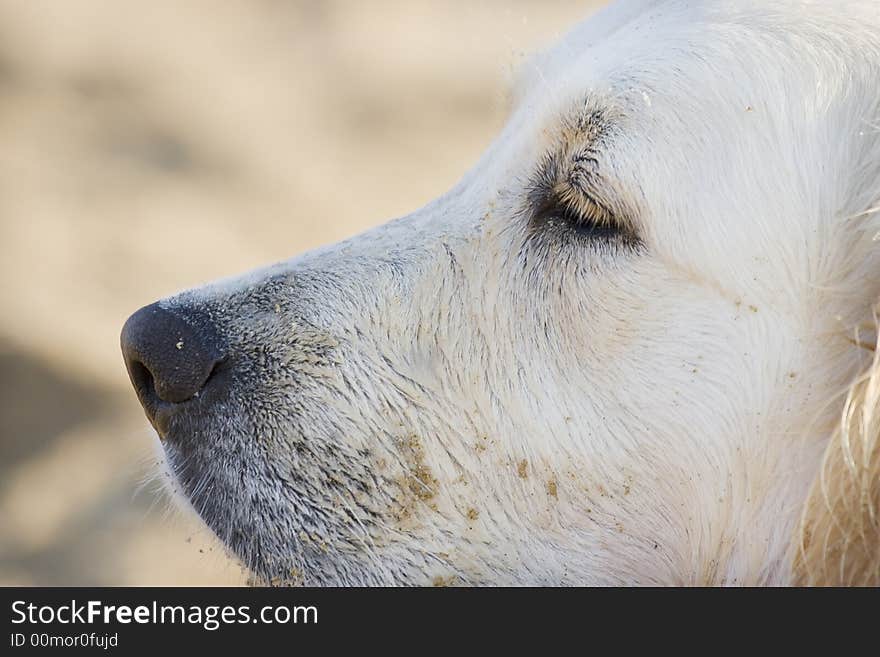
left=122, top=0, right=880, bottom=585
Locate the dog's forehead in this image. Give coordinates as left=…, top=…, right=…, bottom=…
left=507, top=1, right=876, bottom=188
left=517, top=0, right=873, bottom=117
left=506, top=4, right=732, bottom=167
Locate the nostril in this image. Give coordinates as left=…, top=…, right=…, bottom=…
left=128, top=359, right=159, bottom=403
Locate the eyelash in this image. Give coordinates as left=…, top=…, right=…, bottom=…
left=534, top=193, right=629, bottom=243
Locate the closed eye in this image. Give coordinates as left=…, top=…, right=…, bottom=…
left=532, top=189, right=638, bottom=246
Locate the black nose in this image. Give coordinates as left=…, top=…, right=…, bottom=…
left=121, top=303, right=224, bottom=417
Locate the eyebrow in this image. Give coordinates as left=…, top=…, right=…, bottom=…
left=528, top=106, right=612, bottom=206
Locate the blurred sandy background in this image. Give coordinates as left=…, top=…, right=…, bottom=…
left=0, top=0, right=604, bottom=585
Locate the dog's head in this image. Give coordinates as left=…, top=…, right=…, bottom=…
left=122, top=0, right=880, bottom=585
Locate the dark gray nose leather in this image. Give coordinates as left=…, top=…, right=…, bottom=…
left=121, top=303, right=223, bottom=406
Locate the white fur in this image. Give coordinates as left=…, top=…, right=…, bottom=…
left=156, top=0, right=880, bottom=585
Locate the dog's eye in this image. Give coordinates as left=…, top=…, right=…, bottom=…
left=533, top=192, right=631, bottom=243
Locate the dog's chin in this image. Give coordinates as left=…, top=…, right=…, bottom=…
left=158, top=434, right=396, bottom=587
left=158, top=443, right=288, bottom=583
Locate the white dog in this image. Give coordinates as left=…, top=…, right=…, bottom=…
left=121, top=0, right=880, bottom=585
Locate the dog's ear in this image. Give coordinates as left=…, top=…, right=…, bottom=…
left=793, top=96, right=880, bottom=585
left=793, top=321, right=880, bottom=585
